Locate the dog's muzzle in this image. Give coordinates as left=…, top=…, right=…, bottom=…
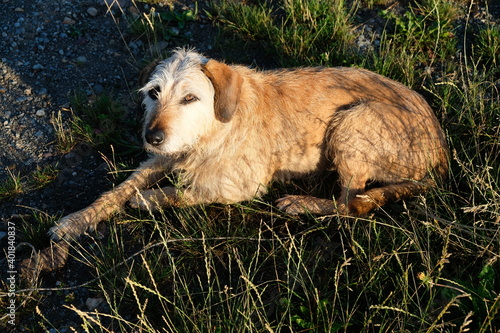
left=145, top=128, right=165, bottom=146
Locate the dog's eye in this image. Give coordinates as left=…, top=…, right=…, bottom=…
left=148, top=86, right=161, bottom=100
left=182, top=94, right=198, bottom=104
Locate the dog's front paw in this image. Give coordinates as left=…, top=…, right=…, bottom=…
left=48, top=212, right=92, bottom=241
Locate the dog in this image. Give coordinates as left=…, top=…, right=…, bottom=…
left=48, top=48, right=449, bottom=241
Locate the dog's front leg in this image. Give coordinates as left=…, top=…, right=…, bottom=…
left=129, top=186, right=178, bottom=211
left=48, top=158, right=167, bottom=241
left=130, top=186, right=206, bottom=211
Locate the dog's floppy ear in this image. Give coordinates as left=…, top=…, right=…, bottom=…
left=202, top=59, right=243, bottom=123
left=138, top=59, right=161, bottom=87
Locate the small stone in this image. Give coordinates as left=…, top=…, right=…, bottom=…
left=0, top=231, right=6, bottom=240
left=87, top=7, right=98, bottom=17
left=168, top=27, right=180, bottom=36
left=14, top=7, right=24, bottom=12
left=32, top=63, right=44, bottom=71
left=38, top=87, right=48, bottom=97
left=36, top=109, right=46, bottom=117
left=63, top=17, right=76, bottom=25
left=150, top=41, right=169, bottom=54
left=129, top=6, right=140, bottom=18
left=24, top=88, right=32, bottom=95
left=0, top=87, right=6, bottom=93
left=76, top=56, right=87, bottom=63
left=4, top=111, right=11, bottom=118
left=86, top=297, right=104, bottom=311
left=93, top=84, right=104, bottom=94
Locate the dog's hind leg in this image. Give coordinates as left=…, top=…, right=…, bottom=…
left=347, top=179, right=432, bottom=216
left=276, top=195, right=337, bottom=215
left=275, top=174, right=367, bottom=215
left=275, top=178, right=429, bottom=216
left=48, top=158, right=167, bottom=241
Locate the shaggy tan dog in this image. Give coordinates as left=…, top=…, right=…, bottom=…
left=49, top=49, right=448, bottom=241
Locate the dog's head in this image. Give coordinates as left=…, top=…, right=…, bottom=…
left=139, top=49, right=243, bottom=155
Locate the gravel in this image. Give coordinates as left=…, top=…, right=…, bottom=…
left=0, top=0, right=136, bottom=185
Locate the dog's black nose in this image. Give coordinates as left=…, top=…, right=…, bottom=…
left=145, top=129, right=164, bottom=146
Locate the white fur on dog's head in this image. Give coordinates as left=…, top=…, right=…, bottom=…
left=139, top=49, right=244, bottom=155
left=139, top=49, right=216, bottom=155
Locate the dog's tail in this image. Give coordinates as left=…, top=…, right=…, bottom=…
left=347, top=178, right=438, bottom=216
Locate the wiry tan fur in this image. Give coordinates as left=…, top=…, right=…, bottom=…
left=49, top=49, right=448, bottom=241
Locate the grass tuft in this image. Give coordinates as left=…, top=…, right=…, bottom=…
left=0, top=169, right=23, bottom=200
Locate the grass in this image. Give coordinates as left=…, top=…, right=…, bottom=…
left=129, top=3, right=198, bottom=55
left=29, top=165, right=59, bottom=191
left=67, top=91, right=134, bottom=151
left=212, top=0, right=358, bottom=66
left=0, top=166, right=59, bottom=201
left=3, top=0, right=499, bottom=332
left=51, top=91, right=143, bottom=157
left=0, top=169, right=23, bottom=200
